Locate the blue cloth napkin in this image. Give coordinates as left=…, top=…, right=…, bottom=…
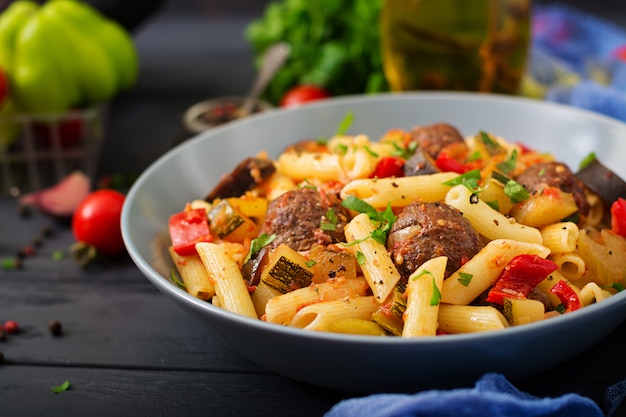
left=529, top=4, right=626, bottom=123
left=325, top=373, right=609, bottom=417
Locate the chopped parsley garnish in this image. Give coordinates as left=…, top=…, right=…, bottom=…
left=334, top=143, right=348, bottom=155
left=305, top=259, right=317, bottom=268
left=391, top=141, right=417, bottom=160
left=485, top=200, right=500, bottom=211
left=412, top=269, right=433, bottom=280
left=561, top=212, right=579, bottom=224
left=504, top=180, right=529, bottom=203
left=169, top=269, right=187, bottom=290
left=604, top=283, right=625, bottom=292
left=244, top=233, right=276, bottom=264
left=51, top=380, right=71, bottom=394
left=320, top=208, right=338, bottom=231
left=555, top=303, right=567, bottom=314
left=496, top=149, right=518, bottom=174
left=335, top=111, right=354, bottom=136
left=298, top=179, right=317, bottom=190
left=458, top=272, right=473, bottom=286
left=467, top=150, right=482, bottom=162
left=443, top=169, right=482, bottom=192
left=355, top=251, right=366, bottom=265
left=341, top=195, right=379, bottom=218
left=363, top=145, right=379, bottom=157
left=1, top=258, right=17, bottom=270
left=579, top=152, right=597, bottom=170
left=341, top=196, right=396, bottom=245
left=430, top=278, right=442, bottom=306
left=479, top=131, right=502, bottom=155
left=369, top=227, right=387, bottom=245
left=342, top=235, right=370, bottom=247
left=316, top=136, right=329, bottom=145
left=412, top=270, right=441, bottom=305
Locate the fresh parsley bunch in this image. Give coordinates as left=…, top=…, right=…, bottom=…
left=245, top=0, right=388, bottom=104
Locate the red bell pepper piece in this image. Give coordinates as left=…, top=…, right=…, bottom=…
left=169, top=206, right=213, bottom=256
left=370, top=156, right=405, bottom=178
left=486, top=254, right=559, bottom=304
left=611, top=198, right=626, bottom=238
left=435, top=151, right=474, bottom=174
left=550, top=279, right=581, bottom=313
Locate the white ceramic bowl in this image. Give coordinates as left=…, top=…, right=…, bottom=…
left=121, top=92, right=626, bottom=393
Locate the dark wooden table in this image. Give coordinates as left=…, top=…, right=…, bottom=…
left=3, top=7, right=626, bottom=417
left=1, top=196, right=626, bottom=417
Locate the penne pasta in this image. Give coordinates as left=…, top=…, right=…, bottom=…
left=251, top=280, right=282, bottom=318
left=584, top=192, right=605, bottom=228
left=577, top=229, right=626, bottom=287
left=445, top=184, right=543, bottom=244
left=265, top=277, right=370, bottom=325
left=337, top=134, right=381, bottom=179
left=438, top=304, right=510, bottom=334
left=277, top=151, right=344, bottom=182
left=540, top=222, right=579, bottom=254
left=195, top=242, right=258, bottom=319
left=441, top=239, right=550, bottom=305
left=402, top=256, right=447, bottom=337
left=343, top=213, right=401, bottom=302
left=579, top=282, right=613, bottom=306
left=549, top=252, right=586, bottom=281
left=340, top=172, right=458, bottom=209
left=289, top=296, right=380, bottom=331
left=168, top=246, right=216, bottom=300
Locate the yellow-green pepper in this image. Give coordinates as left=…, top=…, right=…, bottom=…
left=0, top=0, right=138, bottom=113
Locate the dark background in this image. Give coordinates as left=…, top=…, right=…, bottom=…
left=97, top=0, right=626, bottom=179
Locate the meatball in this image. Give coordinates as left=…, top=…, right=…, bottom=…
left=387, top=202, right=482, bottom=280
left=409, top=123, right=466, bottom=159
left=259, top=188, right=350, bottom=252
left=515, top=162, right=590, bottom=216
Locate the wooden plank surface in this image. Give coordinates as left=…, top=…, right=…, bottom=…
left=2, top=196, right=626, bottom=416
left=0, top=366, right=347, bottom=417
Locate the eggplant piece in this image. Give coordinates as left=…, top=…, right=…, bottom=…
left=242, top=247, right=270, bottom=286
left=576, top=159, right=626, bottom=206
left=403, top=148, right=440, bottom=176
left=205, top=157, right=276, bottom=202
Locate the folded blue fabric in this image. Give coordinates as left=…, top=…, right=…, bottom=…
left=547, top=80, right=626, bottom=122
left=533, top=4, right=626, bottom=76
left=324, top=373, right=604, bottom=417
left=530, top=4, right=626, bottom=123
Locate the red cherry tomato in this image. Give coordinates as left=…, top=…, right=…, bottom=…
left=3, top=320, right=19, bottom=334
left=72, top=189, right=126, bottom=257
left=280, top=85, right=329, bottom=108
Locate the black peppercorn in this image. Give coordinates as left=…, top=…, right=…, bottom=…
left=49, top=320, right=63, bottom=336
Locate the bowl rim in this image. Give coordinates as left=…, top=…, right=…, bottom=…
left=122, top=91, right=626, bottom=346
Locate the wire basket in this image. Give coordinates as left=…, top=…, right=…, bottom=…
left=0, top=106, right=106, bottom=195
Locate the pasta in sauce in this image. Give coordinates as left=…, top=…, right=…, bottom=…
left=167, top=121, right=626, bottom=337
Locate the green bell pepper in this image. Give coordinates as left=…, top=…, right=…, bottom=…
left=0, top=0, right=138, bottom=113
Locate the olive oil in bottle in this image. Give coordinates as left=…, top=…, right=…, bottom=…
left=380, top=0, right=531, bottom=94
